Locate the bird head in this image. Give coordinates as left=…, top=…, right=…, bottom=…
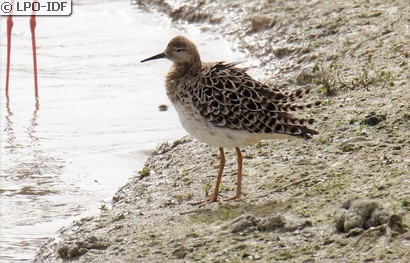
left=141, top=36, right=201, bottom=65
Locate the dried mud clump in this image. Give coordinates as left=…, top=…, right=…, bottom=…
left=57, top=236, right=109, bottom=260
left=249, top=15, right=273, bottom=33
left=361, top=112, right=387, bottom=126
left=335, top=199, right=408, bottom=236
left=229, top=213, right=312, bottom=233
left=335, top=199, right=390, bottom=233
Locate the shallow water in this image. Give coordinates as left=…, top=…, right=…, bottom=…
left=0, top=0, right=243, bottom=261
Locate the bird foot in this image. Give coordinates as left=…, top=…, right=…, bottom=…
left=224, top=191, right=247, bottom=201
left=189, top=196, right=219, bottom=206
left=189, top=191, right=223, bottom=206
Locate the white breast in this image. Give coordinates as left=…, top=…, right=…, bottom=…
left=173, top=103, right=294, bottom=148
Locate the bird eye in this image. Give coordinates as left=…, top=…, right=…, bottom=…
left=176, top=48, right=184, bottom=52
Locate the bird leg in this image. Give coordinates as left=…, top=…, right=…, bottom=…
left=30, top=2, right=39, bottom=98
left=5, top=4, right=14, bottom=97
left=224, top=147, right=244, bottom=201
left=210, top=147, right=225, bottom=202
left=191, top=147, right=225, bottom=205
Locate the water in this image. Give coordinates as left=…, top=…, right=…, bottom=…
left=0, top=0, right=243, bottom=261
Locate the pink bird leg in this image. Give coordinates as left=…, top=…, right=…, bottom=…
left=30, top=2, right=39, bottom=98
left=5, top=0, right=39, bottom=98
left=5, top=0, right=14, bottom=97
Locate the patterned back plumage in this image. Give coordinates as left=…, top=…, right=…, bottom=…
left=167, top=62, right=320, bottom=139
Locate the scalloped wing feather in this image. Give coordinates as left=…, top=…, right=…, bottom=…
left=191, top=62, right=320, bottom=139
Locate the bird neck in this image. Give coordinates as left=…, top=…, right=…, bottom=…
left=170, top=59, right=202, bottom=77
left=166, top=58, right=202, bottom=104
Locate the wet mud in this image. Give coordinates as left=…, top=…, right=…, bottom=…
left=35, top=0, right=409, bottom=262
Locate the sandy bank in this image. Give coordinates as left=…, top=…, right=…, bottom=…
left=35, top=0, right=409, bottom=262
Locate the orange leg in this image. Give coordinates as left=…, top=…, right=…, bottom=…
left=225, top=147, right=244, bottom=201
left=191, top=147, right=225, bottom=205
left=210, top=147, right=225, bottom=202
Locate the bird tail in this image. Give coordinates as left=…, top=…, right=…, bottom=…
left=277, top=100, right=321, bottom=112
left=270, top=87, right=313, bottom=103
left=270, top=123, right=319, bottom=139
left=277, top=112, right=317, bottom=125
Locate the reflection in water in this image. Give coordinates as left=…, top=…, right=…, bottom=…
left=0, top=0, right=243, bottom=262
left=4, top=96, right=16, bottom=155
left=5, top=98, right=63, bottom=180
left=28, top=98, right=40, bottom=152
left=1, top=96, right=65, bottom=261
left=4, top=97, right=62, bottom=180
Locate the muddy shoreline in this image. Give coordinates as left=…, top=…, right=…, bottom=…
left=35, top=0, right=409, bottom=262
